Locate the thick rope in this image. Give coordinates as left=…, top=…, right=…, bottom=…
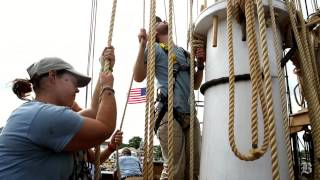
left=95, top=0, right=118, bottom=179
left=167, top=0, right=174, bottom=179
left=268, top=0, right=294, bottom=179
left=142, top=4, right=152, bottom=179
left=227, top=0, right=271, bottom=162
left=143, top=86, right=150, bottom=179
left=144, top=0, right=157, bottom=180
left=188, top=0, right=195, bottom=179
left=246, top=0, right=261, bottom=151
left=297, top=11, right=320, bottom=98
left=147, top=4, right=156, bottom=179
left=255, top=0, right=281, bottom=178
left=286, top=1, right=320, bottom=178
left=247, top=0, right=271, bottom=156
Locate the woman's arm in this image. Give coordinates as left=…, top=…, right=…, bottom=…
left=64, top=47, right=117, bottom=152
left=87, top=130, right=123, bottom=163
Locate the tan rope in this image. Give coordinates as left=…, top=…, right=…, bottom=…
left=297, top=11, right=320, bottom=98
left=95, top=0, right=118, bottom=179
left=227, top=0, right=271, bottom=162
left=140, top=1, right=149, bottom=179
left=227, top=3, right=283, bottom=179
left=247, top=0, right=270, bottom=155
left=246, top=0, right=261, bottom=151
left=255, top=0, right=281, bottom=178
left=286, top=1, right=320, bottom=178
left=268, top=0, right=294, bottom=179
left=143, top=87, right=150, bottom=179
left=144, top=0, right=157, bottom=180
left=246, top=0, right=270, bottom=158
left=188, top=1, right=195, bottom=179
left=167, top=0, right=174, bottom=179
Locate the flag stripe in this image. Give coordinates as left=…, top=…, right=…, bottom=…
left=128, top=87, right=146, bottom=104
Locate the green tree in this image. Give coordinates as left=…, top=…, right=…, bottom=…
left=154, top=145, right=163, bottom=161
left=128, top=136, right=142, bottom=149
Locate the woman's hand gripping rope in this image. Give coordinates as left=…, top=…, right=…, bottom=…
left=100, top=46, right=115, bottom=73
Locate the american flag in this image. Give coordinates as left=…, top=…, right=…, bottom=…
left=128, top=87, right=147, bottom=104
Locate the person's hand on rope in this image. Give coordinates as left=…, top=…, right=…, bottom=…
left=138, top=28, right=148, bottom=48
left=195, top=47, right=206, bottom=64
left=99, top=46, right=115, bottom=90
left=195, top=47, right=206, bottom=71
left=99, top=46, right=115, bottom=72
left=108, top=130, right=123, bottom=151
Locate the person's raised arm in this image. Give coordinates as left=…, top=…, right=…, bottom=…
left=64, top=48, right=117, bottom=152
left=79, top=47, right=115, bottom=118
left=194, top=47, right=206, bottom=90
left=133, top=28, right=148, bottom=82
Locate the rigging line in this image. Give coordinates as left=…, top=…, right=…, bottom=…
left=311, top=0, right=316, bottom=12
left=305, top=0, right=309, bottom=17
left=173, top=0, right=178, bottom=44
left=143, top=0, right=146, bottom=28
left=85, top=0, right=98, bottom=108
left=90, top=0, right=98, bottom=100
left=119, top=75, right=134, bottom=130
left=196, top=0, right=199, bottom=16
left=163, top=0, right=168, bottom=21
left=186, top=0, right=189, bottom=49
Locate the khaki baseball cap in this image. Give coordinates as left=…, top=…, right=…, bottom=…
left=27, top=57, right=91, bottom=87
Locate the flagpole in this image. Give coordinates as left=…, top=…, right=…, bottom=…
left=119, top=74, right=134, bottom=130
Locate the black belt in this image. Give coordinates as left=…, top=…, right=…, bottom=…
left=121, top=175, right=142, bottom=180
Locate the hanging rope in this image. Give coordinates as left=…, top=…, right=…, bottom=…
left=253, top=0, right=281, bottom=177
left=142, top=0, right=157, bottom=180
left=167, top=0, right=174, bottom=179
left=117, top=0, right=148, bottom=147
left=226, top=2, right=283, bottom=179
left=94, top=0, right=118, bottom=179
left=141, top=0, right=150, bottom=178
left=268, top=0, right=294, bottom=179
left=286, top=1, right=320, bottom=178
left=147, top=0, right=157, bottom=178
left=188, top=1, right=195, bottom=179
left=227, top=0, right=271, bottom=162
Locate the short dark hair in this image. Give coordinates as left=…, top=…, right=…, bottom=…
left=156, top=16, right=162, bottom=23
left=122, top=148, right=131, bottom=156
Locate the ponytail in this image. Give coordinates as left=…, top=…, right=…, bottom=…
left=12, top=79, right=32, bottom=100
